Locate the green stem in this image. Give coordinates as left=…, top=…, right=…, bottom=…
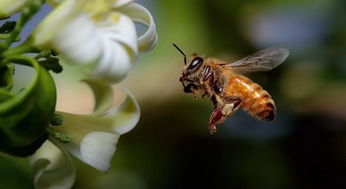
left=1, top=55, right=39, bottom=71
left=4, top=0, right=45, bottom=48
left=0, top=34, right=10, bottom=40
left=47, top=127, right=71, bottom=143
left=3, top=40, right=39, bottom=56
left=50, top=113, right=63, bottom=126
left=0, top=41, right=39, bottom=67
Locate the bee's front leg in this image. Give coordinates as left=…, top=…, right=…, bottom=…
left=183, top=83, right=199, bottom=93
left=183, top=83, right=200, bottom=97
left=202, top=91, right=209, bottom=98
left=201, top=85, right=213, bottom=98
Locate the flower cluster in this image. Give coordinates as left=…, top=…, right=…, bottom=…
left=0, top=0, right=157, bottom=188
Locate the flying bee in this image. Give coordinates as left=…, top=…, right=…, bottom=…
left=173, top=43, right=289, bottom=134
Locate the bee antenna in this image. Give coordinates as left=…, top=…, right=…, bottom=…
left=173, top=43, right=187, bottom=65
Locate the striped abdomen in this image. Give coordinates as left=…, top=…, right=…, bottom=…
left=224, top=75, right=276, bottom=121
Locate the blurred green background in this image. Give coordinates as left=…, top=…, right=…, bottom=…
left=1, top=0, right=346, bottom=188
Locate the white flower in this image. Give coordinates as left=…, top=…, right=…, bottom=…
left=55, top=79, right=139, bottom=172
left=26, top=1, right=156, bottom=187
left=29, top=80, right=140, bottom=188
left=53, top=89, right=140, bottom=172
left=31, top=0, right=158, bottom=83
left=0, top=0, right=30, bottom=19
left=29, top=141, right=76, bottom=189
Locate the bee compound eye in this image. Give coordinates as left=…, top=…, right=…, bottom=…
left=188, top=57, right=204, bottom=70
left=213, top=83, right=223, bottom=94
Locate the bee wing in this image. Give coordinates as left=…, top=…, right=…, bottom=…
left=228, top=47, right=289, bottom=73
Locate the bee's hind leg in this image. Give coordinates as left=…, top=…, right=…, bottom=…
left=208, top=97, right=242, bottom=134
left=223, top=97, right=242, bottom=113
left=208, top=107, right=225, bottom=134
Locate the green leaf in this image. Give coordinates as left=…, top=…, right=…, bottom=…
left=0, top=64, right=14, bottom=91
left=0, top=56, right=56, bottom=156
left=0, top=153, right=34, bottom=189
left=0, top=88, right=13, bottom=102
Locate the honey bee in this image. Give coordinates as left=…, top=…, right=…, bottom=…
left=173, top=44, right=289, bottom=134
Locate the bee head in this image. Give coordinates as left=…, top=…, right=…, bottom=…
left=173, top=43, right=205, bottom=80
left=185, top=55, right=204, bottom=73
left=181, top=54, right=205, bottom=85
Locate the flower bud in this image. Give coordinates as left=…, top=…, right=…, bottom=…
left=0, top=0, right=30, bottom=19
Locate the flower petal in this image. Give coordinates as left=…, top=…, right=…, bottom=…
left=50, top=131, right=119, bottom=173
left=118, top=3, right=158, bottom=52
left=92, top=35, right=130, bottom=82
left=91, top=13, right=137, bottom=83
left=100, top=13, right=138, bottom=56
left=106, top=89, right=140, bottom=135
left=50, top=113, right=120, bottom=172
left=82, top=79, right=114, bottom=115
left=111, top=0, right=134, bottom=8
left=100, top=42, right=132, bottom=82
left=29, top=141, right=75, bottom=189
left=80, top=132, right=119, bottom=172
left=32, top=0, right=83, bottom=49
left=53, top=14, right=103, bottom=65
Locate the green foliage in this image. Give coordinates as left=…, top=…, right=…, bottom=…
left=0, top=0, right=58, bottom=157
left=0, top=56, right=56, bottom=156
left=0, top=64, right=14, bottom=92
left=0, top=155, right=34, bottom=189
